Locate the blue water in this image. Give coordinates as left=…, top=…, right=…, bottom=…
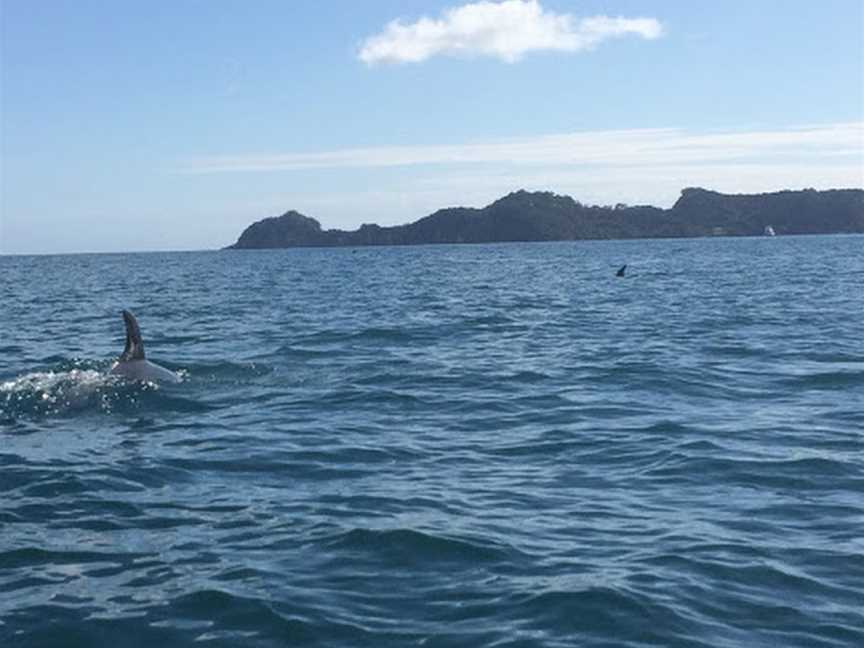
left=1, top=236, right=863, bottom=647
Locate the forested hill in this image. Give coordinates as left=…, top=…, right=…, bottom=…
left=225, top=187, right=864, bottom=249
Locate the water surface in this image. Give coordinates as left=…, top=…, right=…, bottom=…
left=2, top=236, right=863, bottom=647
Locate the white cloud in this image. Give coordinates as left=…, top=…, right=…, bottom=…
left=358, top=0, right=663, bottom=65
left=178, top=122, right=864, bottom=174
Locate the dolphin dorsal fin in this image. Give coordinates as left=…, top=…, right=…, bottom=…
left=119, top=310, right=146, bottom=361
left=616, top=264, right=627, bottom=277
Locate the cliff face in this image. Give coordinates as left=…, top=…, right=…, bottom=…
left=225, top=187, right=864, bottom=249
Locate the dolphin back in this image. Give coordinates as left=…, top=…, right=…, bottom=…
left=119, top=310, right=146, bottom=361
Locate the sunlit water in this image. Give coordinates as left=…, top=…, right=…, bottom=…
left=2, top=236, right=863, bottom=647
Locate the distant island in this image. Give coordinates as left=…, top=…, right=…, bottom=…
left=225, top=187, right=864, bottom=249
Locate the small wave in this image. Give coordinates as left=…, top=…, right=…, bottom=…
left=465, top=313, right=518, bottom=327
left=703, top=343, right=772, bottom=359
left=155, top=589, right=326, bottom=643
left=0, top=547, right=143, bottom=570
left=320, top=527, right=520, bottom=565
left=179, top=361, right=273, bottom=382
left=778, top=369, right=864, bottom=390
left=646, top=455, right=861, bottom=490
left=511, top=586, right=695, bottom=645
left=0, top=592, right=333, bottom=648
left=296, top=326, right=425, bottom=347
left=272, top=345, right=337, bottom=359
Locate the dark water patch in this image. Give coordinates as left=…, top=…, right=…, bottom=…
left=777, top=369, right=864, bottom=390
left=161, top=455, right=373, bottom=482
left=647, top=461, right=863, bottom=496
left=273, top=345, right=339, bottom=359
left=0, top=547, right=149, bottom=570
left=320, top=528, right=522, bottom=567
left=483, top=438, right=581, bottom=460
left=18, top=474, right=92, bottom=498
left=702, top=343, right=773, bottom=359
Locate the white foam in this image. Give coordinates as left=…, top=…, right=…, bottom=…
left=1, top=369, right=116, bottom=412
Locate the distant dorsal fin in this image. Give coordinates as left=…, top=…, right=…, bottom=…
left=119, top=310, right=145, bottom=361
left=616, top=264, right=627, bottom=277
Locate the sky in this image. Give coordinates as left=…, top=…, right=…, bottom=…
left=1, top=0, right=862, bottom=254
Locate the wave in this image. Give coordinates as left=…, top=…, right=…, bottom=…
left=509, top=586, right=700, bottom=646
left=0, top=360, right=212, bottom=422
left=0, top=592, right=329, bottom=648
left=0, top=368, right=120, bottom=419
left=644, top=455, right=862, bottom=491
left=318, top=527, right=522, bottom=565
left=777, top=369, right=864, bottom=390
left=176, top=360, right=273, bottom=382
left=293, top=326, right=431, bottom=348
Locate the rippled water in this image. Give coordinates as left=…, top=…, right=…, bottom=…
left=2, top=236, right=863, bottom=647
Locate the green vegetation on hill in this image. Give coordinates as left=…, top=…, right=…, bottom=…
left=226, top=187, right=864, bottom=249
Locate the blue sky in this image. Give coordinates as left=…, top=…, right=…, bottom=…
left=1, top=0, right=862, bottom=254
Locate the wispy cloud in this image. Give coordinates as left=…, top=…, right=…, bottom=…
left=178, top=122, right=863, bottom=174
left=170, top=122, right=862, bottom=235
left=358, top=0, right=663, bottom=65
left=222, top=154, right=864, bottom=237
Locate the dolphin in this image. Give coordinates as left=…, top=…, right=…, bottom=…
left=109, top=310, right=181, bottom=383
left=616, top=264, right=627, bottom=277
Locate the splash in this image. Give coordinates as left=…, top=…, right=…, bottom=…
left=0, top=368, right=149, bottom=419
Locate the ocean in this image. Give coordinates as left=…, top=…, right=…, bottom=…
left=1, top=235, right=863, bottom=647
